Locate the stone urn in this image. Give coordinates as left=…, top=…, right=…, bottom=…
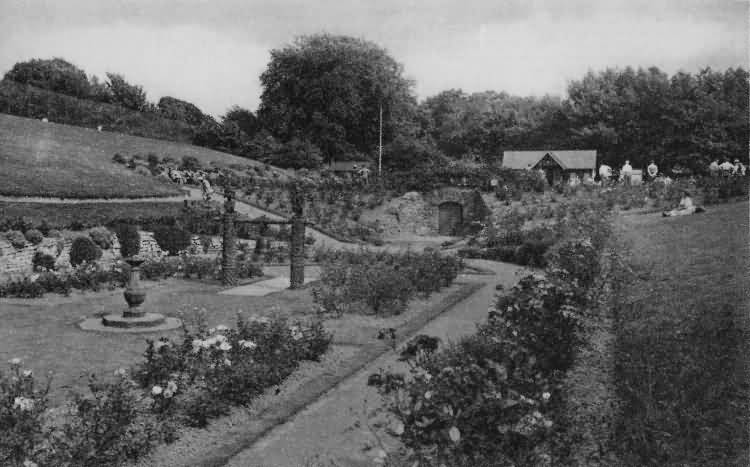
left=123, top=257, right=147, bottom=317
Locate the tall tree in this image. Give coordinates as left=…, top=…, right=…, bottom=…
left=258, top=34, right=416, bottom=163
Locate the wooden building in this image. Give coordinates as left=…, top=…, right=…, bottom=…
left=502, top=150, right=597, bottom=185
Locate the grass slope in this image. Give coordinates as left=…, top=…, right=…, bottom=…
left=613, top=201, right=749, bottom=467
left=0, top=113, right=283, bottom=198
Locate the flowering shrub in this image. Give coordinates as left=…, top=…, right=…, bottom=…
left=132, top=315, right=331, bottom=427
left=0, top=360, right=50, bottom=466
left=32, top=251, right=56, bottom=272
left=41, top=374, right=175, bottom=467
left=377, top=199, right=611, bottom=466
left=313, top=250, right=461, bottom=316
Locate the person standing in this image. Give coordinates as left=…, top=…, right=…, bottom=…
left=599, top=164, right=612, bottom=186
left=647, top=160, right=659, bottom=180
left=620, top=160, right=633, bottom=186
left=719, top=159, right=734, bottom=176
left=709, top=160, right=720, bottom=176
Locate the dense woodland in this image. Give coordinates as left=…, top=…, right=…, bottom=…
left=2, top=35, right=747, bottom=174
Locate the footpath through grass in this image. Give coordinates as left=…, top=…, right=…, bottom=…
left=612, top=201, right=749, bottom=467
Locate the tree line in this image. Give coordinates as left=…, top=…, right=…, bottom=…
left=3, top=36, right=747, bottom=174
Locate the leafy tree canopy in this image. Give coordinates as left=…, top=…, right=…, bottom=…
left=158, top=96, right=209, bottom=126
left=258, top=34, right=416, bottom=164
left=4, top=57, right=91, bottom=98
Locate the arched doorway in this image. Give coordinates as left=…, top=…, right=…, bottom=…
left=438, top=202, right=463, bottom=236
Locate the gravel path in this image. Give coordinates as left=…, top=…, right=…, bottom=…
left=225, top=259, right=523, bottom=467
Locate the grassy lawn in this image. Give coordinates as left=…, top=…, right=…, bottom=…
left=612, top=201, right=749, bottom=466
left=0, top=200, right=188, bottom=229
left=0, top=113, right=282, bottom=198
left=0, top=267, right=468, bottom=406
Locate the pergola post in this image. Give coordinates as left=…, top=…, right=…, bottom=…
left=221, top=188, right=238, bottom=286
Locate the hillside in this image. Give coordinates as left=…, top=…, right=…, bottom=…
left=0, top=113, right=289, bottom=199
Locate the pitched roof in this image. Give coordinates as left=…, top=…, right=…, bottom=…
left=502, top=150, right=597, bottom=170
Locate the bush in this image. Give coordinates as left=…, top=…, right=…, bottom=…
left=182, top=255, right=219, bottom=280
left=69, top=236, right=102, bottom=267
left=0, top=278, right=44, bottom=298
left=47, top=375, right=173, bottom=467
left=32, top=251, right=56, bottom=271
left=153, top=225, right=192, bottom=256
left=140, top=258, right=180, bottom=280
left=313, top=250, right=460, bottom=316
left=5, top=230, right=26, bottom=249
left=113, top=223, right=140, bottom=258
left=0, top=360, right=51, bottom=466
left=112, top=153, right=127, bottom=164
left=24, top=229, right=43, bottom=245
left=88, top=226, right=112, bottom=250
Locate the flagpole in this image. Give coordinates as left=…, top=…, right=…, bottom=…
left=378, top=102, right=383, bottom=176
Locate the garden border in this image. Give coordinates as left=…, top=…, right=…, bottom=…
left=181, top=280, right=485, bottom=467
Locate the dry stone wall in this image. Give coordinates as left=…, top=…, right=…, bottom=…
left=0, top=230, right=234, bottom=283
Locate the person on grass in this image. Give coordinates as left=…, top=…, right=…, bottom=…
left=732, top=159, right=746, bottom=176
left=663, top=190, right=697, bottom=217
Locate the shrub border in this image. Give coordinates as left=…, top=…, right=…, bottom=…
left=182, top=281, right=484, bottom=467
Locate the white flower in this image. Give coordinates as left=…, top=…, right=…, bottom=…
left=151, top=385, right=163, bottom=396
left=223, top=358, right=232, bottom=366
left=167, top=380, right=178, bottom=393
left=191, top=339, right=205, bottom=353
left=23, top=460, right=38, bottom=467
left=424, top=391, right=433, bottom=400
left=9, top=358, right=22, bottom=366
left=153, top=340, right=169, bottom=351
left=22, top=370, right=33, bottom=378
left=448, top=426, right=461, bottom=443
left=542, top=392, right=551, bottom=401
left=239, top=339, right=257, bottom=350
left=219, top=341, right=232, bottom=352
left=13, top=397, right=34, bottom=411
left=114, top=368, right=127, bottom=377
left=214, top=324, right=229, bottom=332
left=290, top=326, right=304, bottom=341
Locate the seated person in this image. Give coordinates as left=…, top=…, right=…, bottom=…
left=732, top=159, right=746, bottom=176
left=663, top=191, right=698, bottom=217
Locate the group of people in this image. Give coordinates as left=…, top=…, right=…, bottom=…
left=709, top=158, right=746, bottom=177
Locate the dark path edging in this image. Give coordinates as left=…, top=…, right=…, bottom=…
left=184, top=281, right=486, bottom=467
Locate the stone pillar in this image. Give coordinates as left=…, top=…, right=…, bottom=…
left=289, top=182, right=306, bottom=289
left=222, top=189, right=238, bottom=286
left=289, top=217, right=305, bottom=289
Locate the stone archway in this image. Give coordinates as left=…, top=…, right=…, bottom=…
left=438, top=201, right=463, bottom=236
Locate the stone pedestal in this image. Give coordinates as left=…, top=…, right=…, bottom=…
left=91, top=257, right=180, bottom=331
left=123, top=258, right=147, bottom=318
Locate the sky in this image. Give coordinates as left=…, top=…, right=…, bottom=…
left=0, top=0, right=747, bottom=117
